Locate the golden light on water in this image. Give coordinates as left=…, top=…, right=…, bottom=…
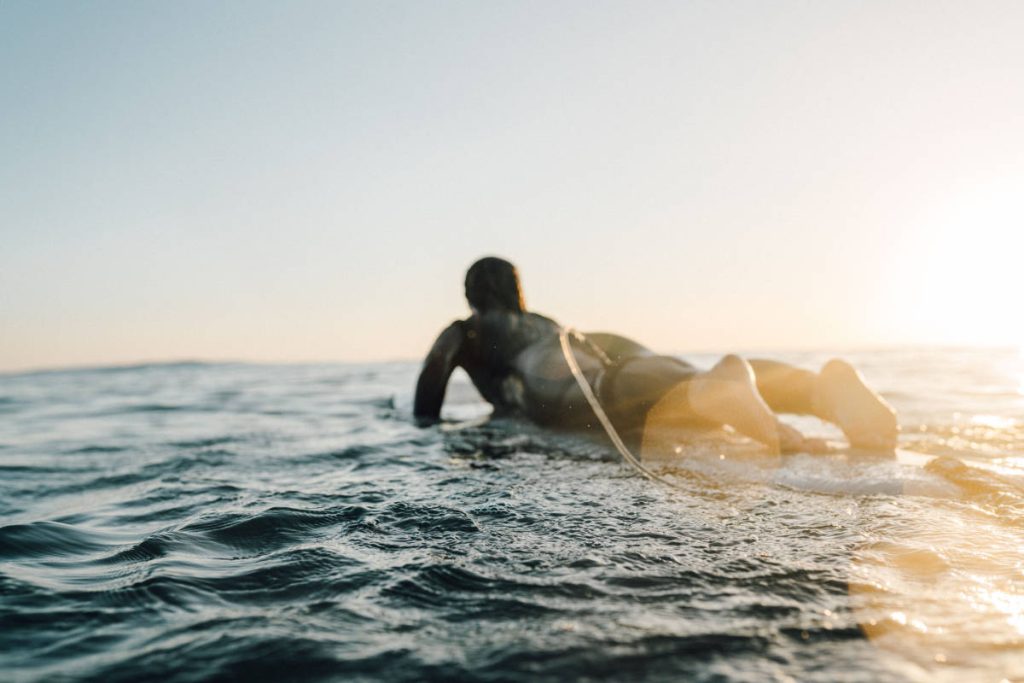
left=850, top=480, right=1024, bottom=681
left=637, top=378, right=1024, bottom=681
left=970, top=415, right=1017, bottom=430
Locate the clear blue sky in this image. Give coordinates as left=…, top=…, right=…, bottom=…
left=2, top=1, right=1023, bottom=372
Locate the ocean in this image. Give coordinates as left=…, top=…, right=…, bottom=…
left=1, top=348, right=1022, bottom=682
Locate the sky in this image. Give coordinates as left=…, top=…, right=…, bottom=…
left=2, top=1, right=1023, bottom=373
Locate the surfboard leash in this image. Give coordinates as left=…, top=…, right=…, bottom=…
left=558, top=327, right=685, bottom=490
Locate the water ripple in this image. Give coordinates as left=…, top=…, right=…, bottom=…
left=0, top=355, right=1021, bottom=682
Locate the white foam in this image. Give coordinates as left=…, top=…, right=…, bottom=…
left=649, top=449, right=961, bottom=498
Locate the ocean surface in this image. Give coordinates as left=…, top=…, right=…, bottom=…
left=1, top=348, right=1022, bottom=682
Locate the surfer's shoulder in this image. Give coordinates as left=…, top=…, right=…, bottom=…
left=524, top=311, right=559, bottom=329
left=429, top=319, right=468, bottom=355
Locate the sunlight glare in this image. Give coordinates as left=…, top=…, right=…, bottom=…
left=907, top=176, right=1024, bottom=346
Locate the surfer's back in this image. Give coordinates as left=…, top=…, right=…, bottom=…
left=414, top=255, right=560, bottom=420
left=449, top=309, right=558, bottom=415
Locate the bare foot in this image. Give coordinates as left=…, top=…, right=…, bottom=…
left=688, top=355, right=781, bottom=454
left=814, top=359, right=899, bottom=451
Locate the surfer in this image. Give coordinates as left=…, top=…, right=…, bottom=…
left=414, top=256, right=899, bottom=454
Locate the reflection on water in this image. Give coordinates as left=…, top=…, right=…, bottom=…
left=852, top=481, right=1024, bottom=681
left=0, top=348, right=1022, bottom=682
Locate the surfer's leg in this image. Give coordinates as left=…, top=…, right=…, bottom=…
left=748, top=359, right=819, bottom=414
left=815, top=359, right=899, bottom=451
left=601, top=356, right=701, bottom=430
left=683, top=355, right=782, bottom=454
left=607, top=355, right=816, bottom=454
left=748, top=358, right=898, bottom=451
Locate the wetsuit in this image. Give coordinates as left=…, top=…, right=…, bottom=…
left=414, top=309, right=704, bottom=435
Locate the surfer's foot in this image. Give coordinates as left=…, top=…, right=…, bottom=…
left=814, top=359, right=899, bottom=451
left=688, top=355, right=781, bottom=454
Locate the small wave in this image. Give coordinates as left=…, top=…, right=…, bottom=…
left=100, top=534, right=176, bottom=565
left=180, top=505, right=369, bottom=554
left=86, top=573, right=229, bottom=611
left=602, top=571, right=705, bottom=592
left=0, top=521, right=120, bottom=560
left=0, top=360, right=223, bottom=380
left=121, top=403, right=187, bottom=413
left=0, top=464, right=83, bottom=474
left=475, top=632, right=773, bottom=681
left=168, top=436, right=237, bottom=449
left=925, top=455, right=1024, bottom=505
left=291, top=444, right=383, bottom=465
left=67, top=445, right=128, bottom=454
left=188, top=548, right=372, bottom=603
left=91, top=635, right=385, bottom=683
left=376, top=502, right=480, bottom=534
left=41, top=454, right=235, bottom=497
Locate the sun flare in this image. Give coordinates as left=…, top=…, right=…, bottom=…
left=906, top=177, right=1024, bottom=347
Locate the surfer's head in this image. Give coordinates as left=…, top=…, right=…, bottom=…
left=465, top=257, right=525, bottom=314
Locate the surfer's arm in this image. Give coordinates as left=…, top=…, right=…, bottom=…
left=413, top=321, right=466, bottom=422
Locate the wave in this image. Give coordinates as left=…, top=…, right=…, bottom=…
left=0, top=521, right=118, bottom=560
left=2, top=353, right=1022, bottom=682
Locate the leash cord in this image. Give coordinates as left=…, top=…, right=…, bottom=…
left=558, top=327, right=683, bottom=489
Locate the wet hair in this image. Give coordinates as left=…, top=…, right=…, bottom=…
left=464, top=257, right=525, bottom=313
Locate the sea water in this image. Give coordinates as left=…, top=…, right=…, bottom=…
left=1, top=348, right=1022, bottom=682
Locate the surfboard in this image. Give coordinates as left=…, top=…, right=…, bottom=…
left=634, top=424, right=1022, bottom=497
left=440, top=414, right=1020, bottom=498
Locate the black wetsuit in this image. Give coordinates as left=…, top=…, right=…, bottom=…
left=414, top=310, right=573, bottom=424
left=414, top=310, right=700, bottom=432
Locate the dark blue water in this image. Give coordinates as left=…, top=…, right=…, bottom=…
left=2, top=350, right=1022, bottom=682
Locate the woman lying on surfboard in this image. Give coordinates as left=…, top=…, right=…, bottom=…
left=414, top=256, right=899, bottom=454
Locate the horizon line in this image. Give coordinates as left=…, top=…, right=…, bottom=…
left=3, top=342, right=1019, bottom=378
